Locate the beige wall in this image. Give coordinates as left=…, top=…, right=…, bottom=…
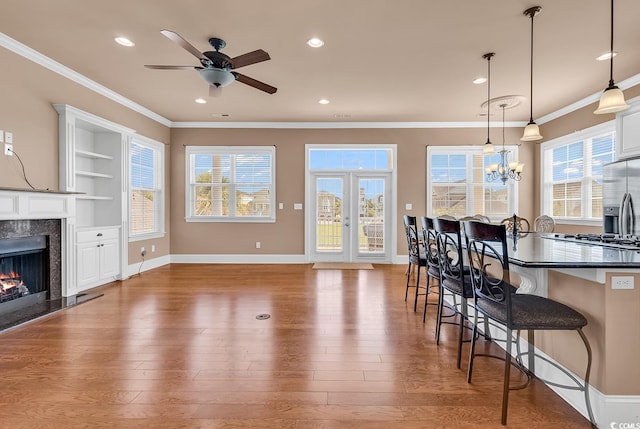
left=0, top=47, right=171, bottom=264
left=170, top=127, right=534, bottom=256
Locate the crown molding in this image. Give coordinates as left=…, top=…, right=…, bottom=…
left=170, top=121, right=528, bottom=129
left=537, top=73, right=640, bottom=125
left=0, top=32, right=172, bottom=127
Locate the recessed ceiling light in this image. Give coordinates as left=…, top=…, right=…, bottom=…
left=318, top=99, right=330, bottom=105
left=114, top=37, right=135, bottom=47
left=195, top=98, right=207, bottom=104
left=596, top=51, right=618, bottom=61
left=473, top=77, right=487, bottom=84
left=307, top=38, right=325, bottom=48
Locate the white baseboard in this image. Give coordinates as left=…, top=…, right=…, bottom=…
left=170, top=254, right=307, bottom=264
left=126, top=254, right=171, bottom=277
left=442, top=294, right=640, bottom=428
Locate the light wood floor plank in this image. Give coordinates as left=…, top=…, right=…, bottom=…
left=0, top=263, right=592, bottom=427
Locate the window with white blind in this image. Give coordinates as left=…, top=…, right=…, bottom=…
left=427, top=146, right=518, bottom=219
left=129, top=137, right=165, bottom=240
left=540, top=122, right=615, bottom=223
left=185, top=146, right=276, bottom=222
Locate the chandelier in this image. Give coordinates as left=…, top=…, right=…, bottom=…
left=486, top=104, right=524, bottom=183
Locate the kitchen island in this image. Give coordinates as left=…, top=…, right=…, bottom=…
left=462, top=231, right=640, bottom=427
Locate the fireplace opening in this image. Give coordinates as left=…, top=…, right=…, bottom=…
left=0, top=235, right=49, bottom=314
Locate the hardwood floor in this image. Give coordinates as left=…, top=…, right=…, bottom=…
left=0, top=264, right=592, bottom=428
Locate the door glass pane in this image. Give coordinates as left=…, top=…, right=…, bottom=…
left=316, top=178, right=343, bottom=252
left=358, top=178, right=384, bottom=253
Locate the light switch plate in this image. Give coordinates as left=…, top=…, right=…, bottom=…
left=294, top=203, right=303, bottom=210
left=405, top=203, right=413, bottom=210
left=0, top=130, right=4, bottom=143
left=5, top=132, right=12, bottom=144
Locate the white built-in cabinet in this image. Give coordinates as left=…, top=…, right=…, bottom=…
left=616, top=97, right=640, bottom=159
left=55, top=104, right=133, bottom=293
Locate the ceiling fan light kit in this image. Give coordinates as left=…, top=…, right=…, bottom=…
left=594, top=0, right=629, bottom=114
left=145, top=30, right=277, bottom=97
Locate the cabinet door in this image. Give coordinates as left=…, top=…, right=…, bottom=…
left=617, top=102, right=640, bottom=159
left=100, top=239, right=120, bottom=279
left=77, top=241, right=100, bottom=286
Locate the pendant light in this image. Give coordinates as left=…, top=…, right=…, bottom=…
left=594, top=0, right=629, bottom=114
left=483, top=53, right=495, bottom=154
left=521, top=6, right=543, bottom=141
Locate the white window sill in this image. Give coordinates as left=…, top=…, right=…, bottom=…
left=552, top=218, right=603, bottom=227
left=129, top=231, right=166, bottom=242
left=185, top=217, right=276, bottom=223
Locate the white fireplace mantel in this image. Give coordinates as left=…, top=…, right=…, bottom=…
left=0, top=188, right=76, bottom=297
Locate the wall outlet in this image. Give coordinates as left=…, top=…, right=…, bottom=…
left=5, top=132, right=12, bottom=144
left=279, top=202, right=284, bottom=210
left=612, top=276, right=634, bottom=290
left=255, top=241, right=261, bottom=249
left=405, top=203, right=413, bottom=210
left=140, top=247, right=146, bottom=257
left=0, top=130, right=4, bottom=143
left=4, top=143, right=13, bottom=156
left=294, top=203, right=303, bottom=210
left=151, top=245, right=156, bottom=252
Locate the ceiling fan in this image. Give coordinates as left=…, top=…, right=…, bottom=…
left=145, top=29, right=277, bottom=97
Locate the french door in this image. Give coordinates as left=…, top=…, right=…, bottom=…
left=309, top=172, right=391, bottom=262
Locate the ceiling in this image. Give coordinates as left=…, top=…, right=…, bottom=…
left=1, top=0, right=639, bottom=124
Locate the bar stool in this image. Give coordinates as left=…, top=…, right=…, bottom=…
left=463, top=220, right=596, bottom=427
left=420, top=216, right=441, bottom=322
left=403, top=215, right=427, bottom=312
left=433, top=217, right=475, bottom=369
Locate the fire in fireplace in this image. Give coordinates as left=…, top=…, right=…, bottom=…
left=0, top=271, right=31, bottom=302
left=0, top=235, right=48, bottom=313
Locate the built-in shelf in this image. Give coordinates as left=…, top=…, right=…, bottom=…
left=76, top=170, right=114, bottom=179
left=75, top=195, right=114, bottom=201
left=75, top=149, right=114, bottom=160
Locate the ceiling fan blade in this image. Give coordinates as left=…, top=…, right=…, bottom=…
left=233, top=73, right=277, bottom=94
left=230, top=50, right=271, bottom=69
left=144, top=65, right=197, bottom=70
left=209, top=85, right=222, bottom=97
left=160, top=29, right=207, bottom=61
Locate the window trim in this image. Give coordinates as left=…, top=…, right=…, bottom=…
left=539, top=121, right=615, bottom=225
left=185, top=145, right=276, bottom=223
left=128, top=135, right=165, bottom=242
left=426, top=145, right=519, bottom=220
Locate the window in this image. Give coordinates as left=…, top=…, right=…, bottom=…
left=186, top=146, right=275, bottom=222
left=541, top=122, right=615, bottom=222
left=427, top=146, right=518, bottom=219
left=129, top=136, right=164, bottom=240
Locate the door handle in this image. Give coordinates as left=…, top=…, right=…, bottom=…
left=629, top=194, right=635, bottom=236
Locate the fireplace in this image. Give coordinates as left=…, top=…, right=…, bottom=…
left=0, top=235, right=49, bottom=312
left=0, top=219, right=61, bottom=319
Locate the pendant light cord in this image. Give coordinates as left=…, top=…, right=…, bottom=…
left=483, top=53, right=494, bottom=144
left=529, top=11, right=534, bottom=123
left=608, top=0, right=615, bottom=87
left=487, top=55, right=491, bottom=143
left=502, top=105, right=506, bottom=150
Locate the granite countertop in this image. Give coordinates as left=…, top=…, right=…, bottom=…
left=505, top=233, right=640, bottom=268
left=0, top=187, right=83, bottom=195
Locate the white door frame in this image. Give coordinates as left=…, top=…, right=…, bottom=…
left=304, top=144, right=397, bottom=263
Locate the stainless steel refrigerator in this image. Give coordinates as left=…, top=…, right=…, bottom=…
left=603, top=156, right=640, bottom=235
